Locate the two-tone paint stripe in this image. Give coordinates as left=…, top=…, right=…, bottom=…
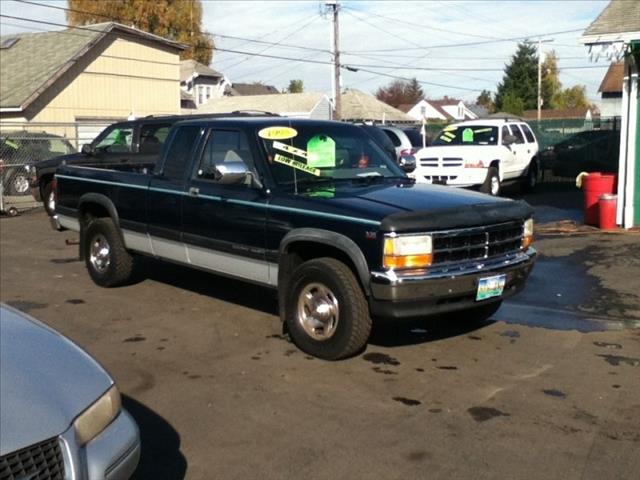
left=56, top=174, right=382, bottom=226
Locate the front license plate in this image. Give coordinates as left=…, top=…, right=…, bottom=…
left=433, top=178, right=447, bottom=185
left=476, top=274, right=506, bottom=301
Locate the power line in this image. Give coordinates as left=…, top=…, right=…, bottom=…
left=344, top=66, right=481, bottom=93
left=213, top=32, right=328, bottom=54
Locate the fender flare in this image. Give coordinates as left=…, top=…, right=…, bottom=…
left=77, top=193, right=121, bottom=260
left=279, top=228, right=372, bottom=296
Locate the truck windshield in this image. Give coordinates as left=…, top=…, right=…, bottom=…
left=433, top=125, right=499, bottom=146
left=259, top=123, right=405, bottom=188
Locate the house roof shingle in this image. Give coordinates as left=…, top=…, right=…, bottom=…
left=582, top=0, right=640, bottom=38
left=179, top=59, right=223, bottom=82
left=228, top=83, right=280, bottom=96
left=599, top=62, right=624, bottom=93
left=341, top=89, right=415, bottom=123
left=0, top=22, right=184, bottom=110
left=197, top=92, right=326, bottom=114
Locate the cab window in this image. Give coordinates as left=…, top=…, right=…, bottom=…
left=195, top=129, right=255, bottom=185
left=139, top=123, right=171, bottom=154
left=94, top=126, right=134, bottom=153
left=508, top=125, right=525, bottom=144
left=501, top=126, right=511, bottom=145
left=521, top=124, right=536, bottom=143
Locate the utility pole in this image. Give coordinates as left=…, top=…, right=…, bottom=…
left=536, top=38, right=554, bottom=122
left=326, top=0, right=341, bottom=120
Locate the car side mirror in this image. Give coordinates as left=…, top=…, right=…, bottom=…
left=81, top=144, right=93, bottom=155
left=399, top=155, right=416, bottom=173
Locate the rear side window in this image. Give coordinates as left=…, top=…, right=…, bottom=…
left=509, top=125, right=525, bottom=144
left=139, top=123, right=171, bottom=154
left=383, top=130, right=401, bottom=147
left=160, top=126, right=201, bottom=180
left=94, top=126, right=134, bottom=153
left=520, top=124, right=536, bottom=143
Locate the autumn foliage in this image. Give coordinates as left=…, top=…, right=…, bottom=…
left=67, top=0, right=214, bottom=64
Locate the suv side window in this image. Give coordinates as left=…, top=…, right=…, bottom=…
left=520, top=124, right=536, bottom=143
left=94, top=125, right=134, bottom=153
left=383, top=129, right=402, bottom=147
left=195, top=129, right=255, bottom=185
left=508, top=125, right=525, bottom=144
left=139, top=123, right=171, bottom=154
left=501, top=126, right=511, bottom=145
left=160, top=126, right=201, bottom=180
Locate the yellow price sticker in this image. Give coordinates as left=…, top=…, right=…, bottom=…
left=273, top=154, right=321, bottom=176
left=258, top=126, right=298, bottom=140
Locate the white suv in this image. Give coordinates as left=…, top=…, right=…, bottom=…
left=411, top=119, right=540, bottom=196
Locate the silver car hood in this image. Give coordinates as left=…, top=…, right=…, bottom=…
left=0, top=305, right=113, bottom=455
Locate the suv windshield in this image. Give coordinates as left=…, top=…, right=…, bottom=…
left=260, top=123, right=405, bottom=188
left=433, top=125, right=499, bottom=146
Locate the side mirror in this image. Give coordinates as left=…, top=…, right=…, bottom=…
left=81, top=144, right=93, bottom=155
left=399, top=155, right=416, bottom=173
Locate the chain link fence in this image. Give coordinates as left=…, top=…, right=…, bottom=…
left=0, top=121, right=108, bottom=215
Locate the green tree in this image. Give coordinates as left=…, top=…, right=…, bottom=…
left=553, top=85, right=591, bottom=110
left=287, top=79, right=304, bottom=93
left=375, top=78, right=424, bottom=108
left=67, top=0, right=214, bottom=64
left=495, top=42, right=538, bottom=112
left=502, top=91, right=525, bottom=116
left=541, top=50, right=561, bottom=109
left=476, top=89, right=495, bottom=113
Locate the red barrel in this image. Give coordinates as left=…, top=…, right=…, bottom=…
left=598, top=194, right=617, bottom=230
left=583, top=173, right=616, bottom=226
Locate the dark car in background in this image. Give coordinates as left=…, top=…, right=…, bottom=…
left=0, top=131, right=75, bottom=196
left=545, top=129, right=620, bottom=178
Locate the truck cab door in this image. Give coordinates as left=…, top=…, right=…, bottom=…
left=508, top=124, right=531, bottom=177
left=181, top=128, right=271, bottom=285
left=147, top=125, right=203, bottom=263
left=500, top=125, right=518, bottom=179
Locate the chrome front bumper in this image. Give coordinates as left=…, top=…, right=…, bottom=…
left=368, top=248, right=536, bottom=319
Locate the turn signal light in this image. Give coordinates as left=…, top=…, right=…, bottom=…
left=522, top=218, right=534, bottom=249
left=383, top=253, right=433, bottom=270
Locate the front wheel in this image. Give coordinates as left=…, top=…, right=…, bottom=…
left=7, top=169, right=30, bottom=196
left=83, top=218, right=134, bottom=287
left=285, top=257, right=372, bottom=360
left=480, top=167, right=501, bottom=196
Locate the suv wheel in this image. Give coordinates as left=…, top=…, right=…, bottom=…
left=480, top=167, right=500, bottom=196
left=6, top=169, right=30, bottom=196
left=523, top=160, right=539, bottom=192
left=84, top=218, right=134, bottom=287
left=285, top=257, right=371, bottom=360
left=42, top=181, right=55, bottom=216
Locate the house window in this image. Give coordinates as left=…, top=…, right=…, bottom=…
left=198, top=85, right=204, bottom=105
left=206, top=86, right=211, bottom=101
left=420, top=106, right=426, bottom=116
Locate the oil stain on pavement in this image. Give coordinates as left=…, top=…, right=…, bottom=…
left=393, top=397, right=421, bottom=406
left=468, top=406, right=510, bottom=422
left=363, top=352, right=401, bottom=366
left=597, top=354, right=640, bottom=367
left=6, top=300, right=48, bottom=312
left=543, top=389, right=567, bottom=398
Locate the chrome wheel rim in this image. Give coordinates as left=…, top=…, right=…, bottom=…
left=490, top=176, right=500, bottom=195
left=13, top=175, right=29, bottom=194
left=89, top=234, right=111, bottom=273
left=47, top=190, right=55, bottom=212
left=297, top=282, right=339, bottom=340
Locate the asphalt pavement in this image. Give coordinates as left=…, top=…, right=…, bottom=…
left=1, top=185, right=639, bottom=480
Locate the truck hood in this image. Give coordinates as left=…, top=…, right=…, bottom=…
left=0, top=305, right=113, bottom=455
left=292, top=180, right=532, bottom=232
left=415, top=145, right=507, bottom=162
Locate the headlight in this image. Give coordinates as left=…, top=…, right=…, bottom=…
left=383, top=234, right=433, bottom=270
left=522, top=218, right=534, bottom=249
left=74, top=385, right=121, bottom=445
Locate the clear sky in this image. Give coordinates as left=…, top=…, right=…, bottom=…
left=0, top=0, right=614, bottom=106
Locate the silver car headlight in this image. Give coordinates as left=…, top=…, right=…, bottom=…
left=74, top=385, right=121, bottom=446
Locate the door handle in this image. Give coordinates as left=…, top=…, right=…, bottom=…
left=188, top=187, right=200, bottom=197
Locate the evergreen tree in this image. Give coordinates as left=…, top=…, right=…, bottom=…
left=287, top=79, right=304, bottom=93
left=476, top=89, right=495, bottom=113
left=67, top=0, right=214, bottom=64
left=495, top=42, right=538, bottom=112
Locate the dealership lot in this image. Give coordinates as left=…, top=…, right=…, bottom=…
left=1, top=191, right=639, bottom=480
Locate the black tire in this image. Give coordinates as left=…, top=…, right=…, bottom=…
left=285, top=257, right=372, bottom=360
left=522, top=160, right=539, bottom=192
left=6, top=169, right=30, bottom=196
left=83, top=217, right=134, bottom=287
left=480, top=167, right=500, bottom=196
left=42, top=180, right=55, bottom=216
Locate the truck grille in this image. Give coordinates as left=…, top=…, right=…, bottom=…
left=432, top=221, right=523, bottom=265
left=0, top=437, right=65, bottom=480
left=419, top=157, right=463, bottom=168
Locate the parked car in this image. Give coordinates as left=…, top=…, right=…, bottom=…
left=357, top=124, right=397, bottom=162
left=379, top=125, right=415, bottom=160
left=0, top=304, right=140, bottom=479
left=411, top=119, right=540, bottom=196
left=546, top=129, right=620, bottom=178
left=0, top=131, right=75, bottom=196
left=52, top=116, right=536, bottom=360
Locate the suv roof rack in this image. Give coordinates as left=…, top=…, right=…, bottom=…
left=143, top=111, right=280, bottom=120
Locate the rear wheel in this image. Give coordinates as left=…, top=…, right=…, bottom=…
left=42, top=181, right=55, bottom=216
left=84, top=218, right=133, bottom=287
left=285, top=257, right=371, bottom=360
left=7, top=169, right=30, bottom=196
left=480, top=167, right=500, bottom=196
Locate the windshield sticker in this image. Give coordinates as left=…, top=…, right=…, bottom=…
left=273, top=141, right=307, bottom=159
left=443, top=126, right=456, bottom=132
left=307, top=134, right=336, bottom=168
left=307, top=187, right=336, bottom=198
left=258, top=126, right=298, bottom=140
left=474, top=128, right=493, bottom=133
left=440, top=136, right=452, bottom=143
left=274, top=153, right=321, bottom=176
left=442, top=131, right=455, bottom=139
left=462, top=128, right=474, bottom=143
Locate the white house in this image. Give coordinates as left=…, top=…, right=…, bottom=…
left=598, top=62, right=623, bottom=118
left=180, top=59, right=230, bottom=109
left=399, top=98, right=478, bottom=122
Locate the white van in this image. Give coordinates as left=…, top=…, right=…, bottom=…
left=411, top=119, right=540, bottom=195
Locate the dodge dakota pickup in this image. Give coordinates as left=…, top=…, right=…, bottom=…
left=52, top=116, right=536, bottom=360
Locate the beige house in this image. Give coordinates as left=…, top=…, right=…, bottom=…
left=0, top=22, right=184, bottom=143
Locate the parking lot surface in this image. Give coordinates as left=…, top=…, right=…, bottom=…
left=1, top=190, right=639, bottom=480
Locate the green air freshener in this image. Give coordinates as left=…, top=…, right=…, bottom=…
left=462, top=128, right=474, bottom=143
